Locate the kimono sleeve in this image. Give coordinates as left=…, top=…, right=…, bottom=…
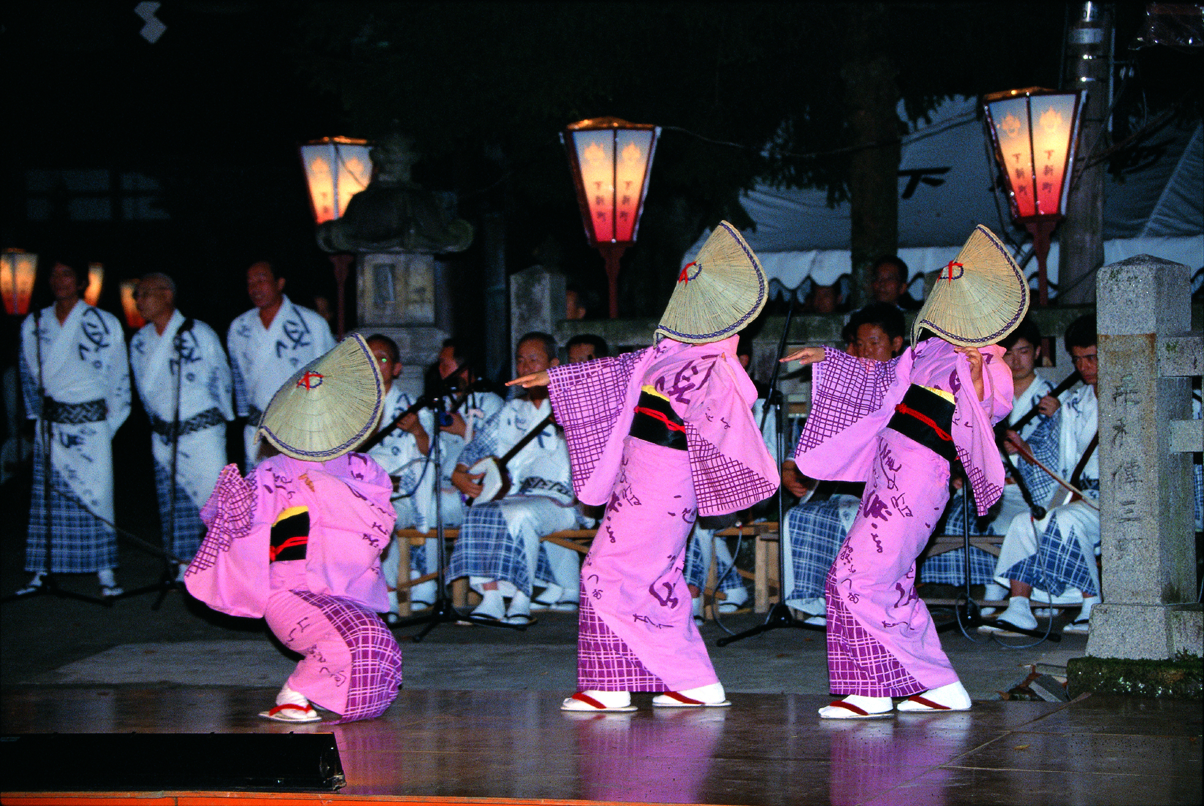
left=184, top=463, right=269, bottom=618
left=547, top=348, right=646, bottom=500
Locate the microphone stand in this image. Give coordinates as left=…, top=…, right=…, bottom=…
left=117, top=317, right=193, bottom=608
left=395, top=390, right=525, bottom=639
left=5, top=307, right=109, bottom=606
left=935, top=466, right=992, bottom=636
left=719, top=302, right=819, bottom=646
left=977, top=427, right=1060, bottom=643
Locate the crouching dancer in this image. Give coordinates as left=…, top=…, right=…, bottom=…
left=510, top=222, right=779, bottom=711
left=185, top=335, right=402, bottom=723
left=783, top=225, right=1024, bottom=719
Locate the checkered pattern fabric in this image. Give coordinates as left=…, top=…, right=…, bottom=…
left=153, top=461, right=204, bottom=560
left=25, top=438, right=117, bottom=574
left=445, top=502, right=531, bottom=593
left=824, top=568, right=926, bottom=697
left=230, top=360, right=249, bottom=418
left=577, top=595, right=666, bottom=692
left=1000, top=510, right=1098, bottom=597
left=534, top=546, right=554, bottom=586
left=686, top=424, right=778, bottom=515
left=918, top=490, right=998, bottom=586
left=290, top=589, right=403, bottom=722
left=797, top=350, right=898, bottom=452
left=548, top=351, right=645, bottom=493
left=188, top=464, right=255, bottom=575
left=785, top=498, right=851, bottom=601
left=683, top=528, right=744, bottom=593
left=1017, top=412, right=1059, bottom=507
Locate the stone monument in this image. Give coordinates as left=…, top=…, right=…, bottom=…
left=317, top=133, right=474, bottom=396
left=1088, top=254, right=1202, bottom=661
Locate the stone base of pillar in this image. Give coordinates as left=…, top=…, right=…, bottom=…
left=1067, top=655, right=1203, bottom=699
left=1087, top=602, right=1203, bottom=661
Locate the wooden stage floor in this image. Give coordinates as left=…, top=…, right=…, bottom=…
left=2, top=687, right=1201, bottom=806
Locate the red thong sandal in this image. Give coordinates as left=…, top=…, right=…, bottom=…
left=818, top=699, right=893, bottom=720
left=258, top=703, right=321, bottom=722
left=560, top=691, right=637, bottom=712
left=896, top=694, right=969, bottom=713
left=652, top=691, right=731, bottom=708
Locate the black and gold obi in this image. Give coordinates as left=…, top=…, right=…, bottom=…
left=887, top=384, right=957, bottom=462
left=630, top=386, right=687, bottom=451
left=270, top=506, right=310, bottom=562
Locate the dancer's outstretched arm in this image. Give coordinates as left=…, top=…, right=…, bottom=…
left=508, top=370, right=549, bottom=388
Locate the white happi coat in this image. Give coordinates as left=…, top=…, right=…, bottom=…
left=129, top=310, right=234, bottom=511
left=995, top=382, right=1100, bottom=599
left=991, top=374, right=1058, bottom=527
left=368, top=385, right=430, bottom=529
left=20, top=301, right=131, bottom=520
left=226, top=295, right=335, bottom=465
left=416, top=388, right=505, bottom=531
left=448, top=395, right=579, bottom=596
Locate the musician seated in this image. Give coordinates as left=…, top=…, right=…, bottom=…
left=921, top=317, right=1057, bottom=609
left=684, top=334, right=772, bottom=621
left=526, top=334, right=613, bottom=612
left=780, top=304, right=904, bottom=625
left=983, top=315, right=1102, bottom=636
left=363, top=334, right=436, bottom=619
left=445, top=333, right=580, bottom=624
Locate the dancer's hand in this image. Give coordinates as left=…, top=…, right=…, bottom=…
left=507, top=370, right=550, bottom=388
left=780, top=347, right=825, bottom=366
left=954, top=345, right=985, bottom=401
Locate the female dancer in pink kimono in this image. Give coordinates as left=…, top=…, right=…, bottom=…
left=510, top=223, right=779, bottom=711
left=185, top=335, right=402, bottom=723
left=783, top=225, right=1028, bottom=718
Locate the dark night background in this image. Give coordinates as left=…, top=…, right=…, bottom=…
left=2, top=2, right=1199, bottom=345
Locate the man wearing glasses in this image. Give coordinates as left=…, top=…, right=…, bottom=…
left=129, top=273, right=233, bottom=577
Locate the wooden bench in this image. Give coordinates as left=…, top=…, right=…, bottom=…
left=391, top=523, right=777, bottom=618
left=753, top=530, right=1028, bottom=613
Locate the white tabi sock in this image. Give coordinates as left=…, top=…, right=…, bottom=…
left=819, top=695, right=892, bottom=718
left=999, top=596, right=1037, bottom=630
left=471, top=589, right=506, bottom=620
left=506, top=590, right=531, bottom=618
left=897, top=681, right=971, bottom=712
left=276, top=682, right=310, bottom=708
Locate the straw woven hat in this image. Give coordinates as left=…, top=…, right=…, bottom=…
left=656, top=221, right=768, bottom=344
left=255, top=333, right=386, bottom=462
left=911, top=225, right=1029, bottom=347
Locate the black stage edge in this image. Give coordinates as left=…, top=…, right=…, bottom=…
left=0, top=733, right=345, bottom=792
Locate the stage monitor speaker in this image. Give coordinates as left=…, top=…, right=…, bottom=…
left=1, top=733, right=345, bottom=792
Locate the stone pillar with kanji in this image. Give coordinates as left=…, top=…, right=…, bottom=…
left=1088, top=254, right=1202, bottom=660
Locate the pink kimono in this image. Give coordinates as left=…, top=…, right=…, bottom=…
left=185, top=453, right=402, bottom=722
left=793, top=339, right=1011, bottom=697
left=548, top=335, right=778, bottom=692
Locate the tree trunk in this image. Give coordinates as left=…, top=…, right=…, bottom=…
left=842, top=3, right=901, bottom=310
